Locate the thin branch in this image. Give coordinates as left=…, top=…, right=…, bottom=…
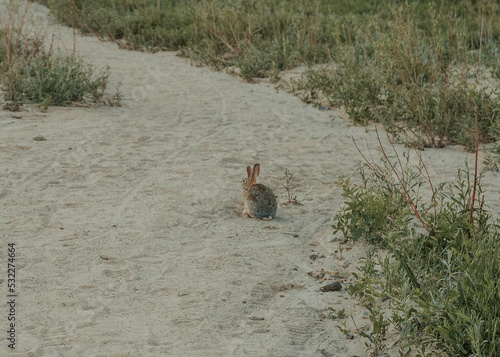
left=468, top=100, right=479, bottom=227
left=413, top=148, right=437, bottom=230
left=352, top=130, right=432, bottom=234
left=374, top=127, right=415, bottom=208
left=387, top=133, right=406, bottom=183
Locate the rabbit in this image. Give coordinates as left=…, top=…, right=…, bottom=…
left=242, top=163, right=277, bottom=220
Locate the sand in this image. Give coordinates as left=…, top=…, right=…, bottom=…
left=1, top=2, right=499, bottom=356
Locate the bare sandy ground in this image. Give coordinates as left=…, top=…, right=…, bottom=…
left=1, top=2, right=499, bottom=356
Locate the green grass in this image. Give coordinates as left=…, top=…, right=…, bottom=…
left=280, top=2, right=500, bottom=149
left=0, top=2, right=112, bottom=108
left=37, top=0, right=195, bottom=51
left=333, top=130, right=500, bottom=355
left=33, top=0, right=500, bottom=148
left=12, top=0, right=500, bottom=354
left=2, top=50, right=110, bottom=107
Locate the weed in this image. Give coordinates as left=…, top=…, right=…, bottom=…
left=336, top=319, right=355, bottom=340
left=3, top=53, right=111, bottom=106
left=35, top=0, right=500, bottom=144
left=332, top=166, right=412, bottom=244
left=483, top=144, right=500, bottom=171
left=328, top=307, right=347, bottom=320
left=359, top=304, right=389, bottom=356
left=106, top=82, right=123, bottom=107
left=281, top=168, right=300, bottom=205
left=336, top=115, right=500, bottom=355
left=337, top=242, right=344, bottom=260
left=0, top=1, right=112, bottom=107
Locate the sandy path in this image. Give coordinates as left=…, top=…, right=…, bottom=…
left=1, top=2, right=499, bottom=356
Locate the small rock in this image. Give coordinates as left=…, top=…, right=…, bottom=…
left=320, top=282, right=342, bottom=292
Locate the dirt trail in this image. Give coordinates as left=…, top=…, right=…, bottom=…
left=1, top=2, right=499, bottom=356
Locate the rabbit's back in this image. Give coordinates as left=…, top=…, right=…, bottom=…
left=244, top=184, right=277, bottom=219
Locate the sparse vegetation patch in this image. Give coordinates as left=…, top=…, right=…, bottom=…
left=0, top=1, right=112, bottom=108
left=34, top=0, right=500, bottom=146
left=333, top=122, right=500, bottom=355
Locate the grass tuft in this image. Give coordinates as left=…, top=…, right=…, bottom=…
left=0, top=1, right=112, bottom=108
left=333, top=121, right=500, bottom=355
left=34, top=0, right=500, bottom=146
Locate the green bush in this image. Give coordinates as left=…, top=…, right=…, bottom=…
left=332, top=171, right=411, bottom=244
left=3, top=54, right=110, bottom=106
left=38, top=0, right=194, bottom=50
left=290, top=3, right=500, bottom=149
left=35, top=1, right=500, bottom=145
left=0, top=4, right=112, bottom=108
left=334, top=140, right=500, bottom=355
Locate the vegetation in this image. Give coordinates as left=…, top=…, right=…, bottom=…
left=281, top=168, right=300, bottom=205
left=285, top=3, right=500, bottom=149
left=333, top=120, right=500, bottom=355
left=483, top=144, right=500, bottom=171
left=11, top=1, right=500, bottom=354
left=0, top=1, right=112, bottom=108
left=34, top=0, right=500, bottom=147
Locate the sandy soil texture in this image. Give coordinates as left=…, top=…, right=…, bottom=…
left=1, top=2, right=499, bottom=356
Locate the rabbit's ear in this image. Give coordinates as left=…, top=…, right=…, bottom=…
left=247, top=166, right=252, bottom=178
left=252, top=163, right=260, bottom=179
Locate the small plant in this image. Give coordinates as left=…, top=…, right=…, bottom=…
left=483, top=145, right=500, bottom=171
left=106, top=82, right=123, bottom=107
left=281, top=168, right=300, bottom=205
left=4, top=55, right=111, bottom=106
left=347, top=250, right=390, bottom=356
left=328, top=307, right=347, bottom=320
left=332, top=167, right=411, bottom=244
left=336, top=319, right=355, bottom=340
left=335, top=109, right=500, bottom=355
left=338, top=242, right=344, bottom=260
left=0, top=1, right=112, bottom=107
left=359, top=306, right=389, bottom=356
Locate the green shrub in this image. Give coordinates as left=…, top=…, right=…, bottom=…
left=3, top=54, right=110, bottom=106
left=334, top=135, right=500, bottom=355
left=290, top=3, right=500, bottom=149
left=35, top=1, right=500, bottom=145
left=0, top=10, right=111, bottom=108
left=332, top=170, right=411, bottom=244
left=38, top=0, right=195, bottom=50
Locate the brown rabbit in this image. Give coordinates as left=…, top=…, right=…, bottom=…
left=242, top=164, right=277, bottom=220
